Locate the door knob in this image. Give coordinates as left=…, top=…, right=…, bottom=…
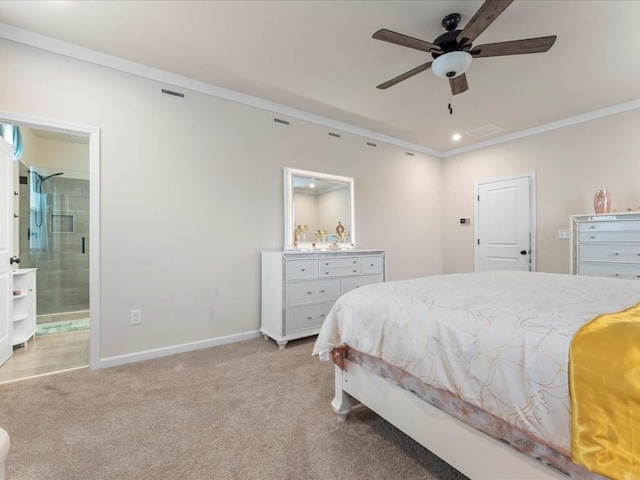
left=520, top=250, right=527, bottom=255
left=9, top=256, right=20, bottom=265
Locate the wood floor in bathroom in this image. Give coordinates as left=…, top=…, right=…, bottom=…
left=0, top=330, right=89, bottom=384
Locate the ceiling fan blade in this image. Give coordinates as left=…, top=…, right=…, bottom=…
left=470, top=36, right=557, bottom=57
left=373, top=29, right=441, bottom=54
left=457, top=0, right=514, bottom=46
left=449, top=74, right=469, bottom=96
left=376, top=62, right=433, bottom=89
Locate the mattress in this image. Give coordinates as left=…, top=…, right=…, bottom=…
left=313, top=271, right=640, bottom=458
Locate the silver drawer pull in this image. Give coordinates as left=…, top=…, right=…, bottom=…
left=307, top=290, right=325, bottom=294
left=370, top=263, right=374, bottom=266
left=353, top=269, right=357, bottom=273
left=353, top=261, right=357, bottom=264
left=325, top=262, right=329, bottom=265
left=307, top=314, right=326, bottom=320
left=301, top=268, right=306, bottom=272
left=590, top=225, right=596, bottom=229
left=590, top=235, right=596, bottom=239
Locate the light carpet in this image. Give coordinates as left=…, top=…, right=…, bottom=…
left=0, top=337, right=468, bottom=480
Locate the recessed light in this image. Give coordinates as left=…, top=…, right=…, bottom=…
left=452, top=134, right=462, bottom=141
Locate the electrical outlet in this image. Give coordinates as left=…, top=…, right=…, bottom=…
left=558, top=229, right=570, bottom=240
left=131, top=309, right=142, bottom=325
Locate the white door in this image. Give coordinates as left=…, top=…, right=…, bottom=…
left=0, top=138, right=13, bottom=366
left=475, top=174, right=534, bottom=272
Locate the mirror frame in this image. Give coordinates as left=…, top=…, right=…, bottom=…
left=284, top=167, right=355, bottom=250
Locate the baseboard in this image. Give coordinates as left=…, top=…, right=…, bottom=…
left=97, top=330, right=262, bottom=369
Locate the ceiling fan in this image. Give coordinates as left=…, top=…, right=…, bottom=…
left=373, top=0, right=556, bottom=96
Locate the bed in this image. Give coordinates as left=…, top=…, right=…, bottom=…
left=313, top=271, right=640, bottom=480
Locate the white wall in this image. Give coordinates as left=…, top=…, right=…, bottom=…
left=292, top=192, right=318, bottom=238
left=32, top=134, right=89, bottom=179
left=318, top=187, right=350, bottom=236
left=442, top=107, right=640, bottom=274
left=0, top=39, right=443, bottom=361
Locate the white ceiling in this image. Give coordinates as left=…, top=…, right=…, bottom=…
left=0, top=1, right=639, bottom=154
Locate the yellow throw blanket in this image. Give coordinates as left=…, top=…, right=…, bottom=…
left=570, top=303, right=640, bottom=479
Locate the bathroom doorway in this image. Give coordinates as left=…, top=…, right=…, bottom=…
left=0, top=116, right=100, bottom=382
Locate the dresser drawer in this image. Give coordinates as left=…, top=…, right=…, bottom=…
left=287, top=278, right=340, bottom=306
left=578, top=262, right=640, bottom=279
left=341, top=273, right=384, bottom=295
left=360, top=255, right=384, bottom=274
left=320, top=265, right=361, bottom=277
left=579, top=220, right=640, bottom=233
left=580, top=243, right=640, bottom=264
left=320, top=257, right=360, bottom=269
left=579, top=230, right=640, bottom=242
left=287, top=302, right=334, bottom=335
left=286, top=259, right=318, bottom=280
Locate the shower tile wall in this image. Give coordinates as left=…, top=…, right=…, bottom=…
left=19, top=169, right=89, bottom=319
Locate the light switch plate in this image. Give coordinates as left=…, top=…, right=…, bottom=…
left=558, top=229, right=570, bottom=240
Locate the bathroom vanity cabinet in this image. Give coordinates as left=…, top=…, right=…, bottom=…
left=12, top=268, right=37, bottom=346
left=261, top=250, right=385, bottom=348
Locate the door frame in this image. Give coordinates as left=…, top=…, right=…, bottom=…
left=1, top=112, right=101, bottom=370
left=474, top=172, right=536, bottom=273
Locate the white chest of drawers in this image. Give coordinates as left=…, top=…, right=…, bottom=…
left=261, top=250, right=385, bottom=348
left=571, top=213, right=640, bottom=279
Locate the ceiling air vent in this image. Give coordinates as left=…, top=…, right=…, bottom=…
left=160, top=88, right=186, bottom=100
left=465, top=124, right=504, bottom=138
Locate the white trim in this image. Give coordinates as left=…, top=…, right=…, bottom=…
left=474, top=172, right=537, bottom=273
left=444, top=99, right=640, bottom=158
left=99, top=330, right=263, bottom=369
left=0, top=112, right=101, bottom=370
left=0, top=23, right=441, bottom=158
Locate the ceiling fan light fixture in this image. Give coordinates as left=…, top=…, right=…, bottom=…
left=431, top=51, right=472, bottom=79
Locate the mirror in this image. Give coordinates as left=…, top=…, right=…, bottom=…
left=284, top=167, right=355, bottom=250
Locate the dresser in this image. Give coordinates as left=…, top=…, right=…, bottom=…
left=571, top=213, right=640, bottom=279
left=261, top=250, right=385, bottom=348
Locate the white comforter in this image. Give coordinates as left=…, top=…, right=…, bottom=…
left=313, top=271, right=640, bottom=452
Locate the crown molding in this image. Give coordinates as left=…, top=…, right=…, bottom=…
left=443, top=99, right=640, bottom=158
left=2, top=22, right=639, bottom=161
left=0, top=23, right=442, bottom=158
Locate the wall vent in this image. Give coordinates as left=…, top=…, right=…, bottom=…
left=465, top=124, right=504, bottom=138
left=366, top=142, right=377, bottom=147
left=274, top=118, right=290, bottom=125
left=328, top=132, right=341, bottom=138
left=160, top=88, right=186, bottom=99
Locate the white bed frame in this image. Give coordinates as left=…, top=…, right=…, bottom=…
left=332, top=360, right=569, bottom=480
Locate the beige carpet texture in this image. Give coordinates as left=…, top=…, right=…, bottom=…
left=0, top=337, right=468, bottom=480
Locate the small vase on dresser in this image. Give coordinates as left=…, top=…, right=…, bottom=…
left=593, top=189, right=611, bottom=214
